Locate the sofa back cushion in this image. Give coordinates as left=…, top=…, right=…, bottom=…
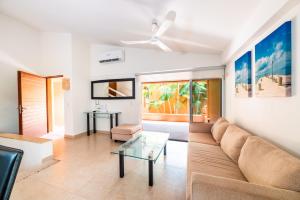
left=189, top=122, right=213, bottom=134
left=211, top=117, right=226, bottom=133
left=211, top=118, right=229, bottom=143
left=238, top=136, right=300, bottom=192
left=220, top=125, right=250, bottom=163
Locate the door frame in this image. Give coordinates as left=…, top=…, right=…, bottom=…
left=18, top=71, right=63, bottom=135
left=46, top=75, right=64, bottom=132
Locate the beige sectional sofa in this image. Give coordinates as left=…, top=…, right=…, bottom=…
left=187, top=118, right=300, bottom=200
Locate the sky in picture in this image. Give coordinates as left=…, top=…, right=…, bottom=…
left=255, top=21, right=291, bottom=82
left=235, top=51, right=252, bottom=85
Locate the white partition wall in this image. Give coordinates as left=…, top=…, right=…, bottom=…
left=0, top=137, right=53, bottom=169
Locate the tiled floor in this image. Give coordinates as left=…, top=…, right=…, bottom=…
left=11, top=133, right=187, bottom=200
left=41, top=126, right=65, bottom=140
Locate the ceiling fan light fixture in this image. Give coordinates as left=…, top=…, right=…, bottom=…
left=151, top=19, right=159, bottom=32
left=120, top=10, right=176, bottom=52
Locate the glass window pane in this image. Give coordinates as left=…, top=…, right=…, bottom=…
left=192, top=79, right=221, bottom=123
left=142, top=81, right=190, bottom=122
left=142, top=79, right=221, bottom=123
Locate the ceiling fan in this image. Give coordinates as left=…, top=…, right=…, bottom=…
left=121, top=10, right=176, bottom=52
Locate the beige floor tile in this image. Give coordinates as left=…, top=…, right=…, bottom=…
left=12, top=134, right=187, bottom=200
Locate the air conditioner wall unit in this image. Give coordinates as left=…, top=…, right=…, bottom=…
left=99, top=49, right=124, bottom=64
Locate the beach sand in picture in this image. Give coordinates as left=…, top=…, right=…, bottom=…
left=255, top=76, right=291, bottom=97
left=236, top=83, right=252, bottom=97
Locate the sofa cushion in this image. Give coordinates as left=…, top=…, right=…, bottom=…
left=189, top=122, right=213, bottom=134
left=111, top=124, right=142, bottom=135
left=211, top=119, right=229, bottom=144
left=238, top=136, right=300, bottom=192
left=220, top=125, right=250, bottom=163
left=211, top=117, right=226, bottom=133
left=188, top=132, right=218, bottom=146
left=188, top=142, right=246, bottom=182
left=191, top=172, right=300, bottom=200
left=187, top=142, right=246, bottom=199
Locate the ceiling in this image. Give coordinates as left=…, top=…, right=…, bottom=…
left=0, top=0, right=264, bottom=54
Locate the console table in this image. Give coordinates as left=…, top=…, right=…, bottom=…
left=84, top=111, right=121, bottom=138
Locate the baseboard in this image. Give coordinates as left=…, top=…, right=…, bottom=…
left=42, top=155, right=54, bottom=163
left=96, top=131, right=110, bottom=134
left=64, top=132, right=86, bottom=139
left=64, top=131, right=110, bottom=138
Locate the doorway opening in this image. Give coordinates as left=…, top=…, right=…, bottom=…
left=141, top=79, right=222, bottom=141
left=44, top=77, right=65, bottom=139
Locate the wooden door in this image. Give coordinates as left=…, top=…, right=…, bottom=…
left=18, top=71, right=47, bottom=137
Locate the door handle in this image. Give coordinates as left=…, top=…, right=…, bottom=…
left=17, top=105, right=26, bottom=114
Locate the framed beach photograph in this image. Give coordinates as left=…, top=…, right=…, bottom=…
left=255, top=21, right=292, bottom=97
left=235, top=51, right=252, bottom=97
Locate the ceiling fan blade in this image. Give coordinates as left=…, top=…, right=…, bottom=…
left=165, top=10, right=176, bottom=21
left=121, top=40, right=151, bottom=45
left=155, top=40, right=172, bottom=52
left=155, top=10, right=176, bottom=37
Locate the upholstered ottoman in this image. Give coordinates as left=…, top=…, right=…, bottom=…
left=111, top=124, right=142, bottom=141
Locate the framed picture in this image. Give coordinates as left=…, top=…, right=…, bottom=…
left=255, top=21, right=292, bottom=97
left=235, top=51, right=252, bottom=97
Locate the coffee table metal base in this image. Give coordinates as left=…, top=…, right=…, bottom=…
left=118, top=144, right=167, bottom=186
left=148, top=160, right=153, bottom=186
left=119, top=150, right=124, bottom=178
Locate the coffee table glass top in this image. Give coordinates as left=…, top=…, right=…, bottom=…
left=112, top=131, right=169, bottom=162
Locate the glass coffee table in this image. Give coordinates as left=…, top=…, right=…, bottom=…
left=111, top=131, right=169, bottom=186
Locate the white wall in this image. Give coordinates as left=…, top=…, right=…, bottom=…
left=222, top=0, right=290, bottom=62
left=38, top=32, right=75, bottom=136
left=90, top=44, right=222, bottom=131
left=71, top=37, right=90, bottom=135
left=0, top=137, right=52, bottom=169
left=38, top=33, right=91, bottom=136
left=0, top=15, right=91, bottom=136
left=39, top=32, right=72, bottom=76
left=139, top=69, right=224, bottom=83
left=224, top=6, right=300, bottom=156
left=90, top=44, right=222, bottom=79
left=0, top=14, right=40, bottom=133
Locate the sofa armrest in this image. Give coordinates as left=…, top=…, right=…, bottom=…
left=191, top=173, right=300, bottom=200
left=189, top=122, right=213, bottom=133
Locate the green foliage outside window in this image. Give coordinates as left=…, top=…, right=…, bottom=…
left=143, top=81, right=207, bottom=115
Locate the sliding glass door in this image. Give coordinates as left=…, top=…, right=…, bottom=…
left=190, top=79, right=222, bottom=123
left=142, top=78, right=222, bottom=123
left=142, top=81, right=190, bottom=122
